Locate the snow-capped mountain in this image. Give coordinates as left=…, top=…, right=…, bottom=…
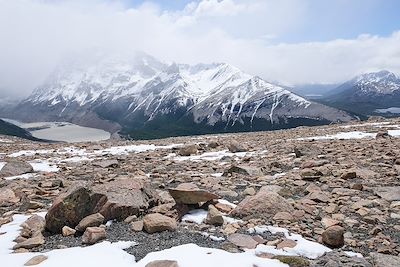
left=4, top=53, right=353, bottom=138
left=323, top=70, right=400, bottom=116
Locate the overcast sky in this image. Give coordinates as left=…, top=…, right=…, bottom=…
left=1, top=0, right=400, bottom=98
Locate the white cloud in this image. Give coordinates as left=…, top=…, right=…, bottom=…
left=0, top=0, right=399, bottom=98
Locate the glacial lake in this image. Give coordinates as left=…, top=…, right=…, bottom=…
left=2, top=119, right=111, bottom=143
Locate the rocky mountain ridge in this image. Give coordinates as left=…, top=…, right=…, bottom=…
left=2, top=53, right=354, bottom=138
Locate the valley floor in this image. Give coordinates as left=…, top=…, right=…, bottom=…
left=1, top=118, right=400, bottom=266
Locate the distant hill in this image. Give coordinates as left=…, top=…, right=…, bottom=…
left=0, top=119, right=44, bottom=141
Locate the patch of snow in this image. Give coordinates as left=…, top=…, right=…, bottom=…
left=211, top=173, right=223, bottom=177
left=273, top=173, right=286, bottom=179
left=217, top=199, right=237, bottom=208
left=0, top=215, right=288, bottom=267
left=181, top=209, right=207, bottom=224
left=298, top=131, right=376, bottom=140
left=0, top=162, right=5, bottom=171
left=137, top=243, right=288, bottom=267
left=0, top=138, right=13, bottom=143
left=201, top=232, right=225, bottom=242
left=29, top=161, right=59, bottom=172
left=344, top=251, right=364, bottom=258
left=388, top=130, right=400, bottom=137
left=340, top=122, right=391, bottom=128
left=9, top=149, right=52, bottom=157
left=172, top=150, right=250, bottom=161
left=4, top=173, right=36, bottom=180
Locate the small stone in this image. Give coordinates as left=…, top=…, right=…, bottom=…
left=24, top=255, right=48, bottom=266
left=178, top=145, right=198, bottom=156
left=321, top=217, right=340, bottom=229
left=227, top=140, right=247, bottom=153
left=75, top=213, right=105, bottom=232
left=321, top=225, right=344, bottom=248
left=206, top=205, right=224, bottom=226
left=341, top=171, right=357, bottom=180
left=82, top=227, right=106, bottom=245
left=130, top=220, right=144, bottom=232
left=124, top=215, right=137, bottom=223
left=243, top=187, right=256, bottom=196
left=62, top=226, right=76, bottom=237
left=145, top=260, right=179, bottom=267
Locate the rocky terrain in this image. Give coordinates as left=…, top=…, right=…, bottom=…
left=1, top=118, right=400, bottom=266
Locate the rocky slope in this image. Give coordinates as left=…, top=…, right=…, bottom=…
left=322, top=70, right=400, bottom=116
left=0, top=118, right=400, bottom=266
left=3, top=53, right=354, bottom=138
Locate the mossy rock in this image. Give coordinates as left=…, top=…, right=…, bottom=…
left=273, top=255, right=310, bottom=267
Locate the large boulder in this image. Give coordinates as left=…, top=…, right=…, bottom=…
left=369, top=253, right=400, bottom=267
left=230, top=187, right=294, bottom=220
left=178, top=145, right=198, bottom=156
left=45, top=178, right=158, bottom=234
left=0, top=160, right=33, bottom=177
left=45, top=185, right=107, bottom=234
left=168, top=183, right=219, bottom=205
left=227, top=140, right=247, bottom=153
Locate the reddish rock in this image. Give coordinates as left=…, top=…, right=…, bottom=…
left=321, top=226, right=344, bottom=248
left=82, top=227, right=106, bottom=245
left=168, top=183, right=219, bottom=204
left=143, top=213, right=177, bottom=233
left=227, top=233, right=259, bottom=249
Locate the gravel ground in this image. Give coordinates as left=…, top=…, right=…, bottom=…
left=35, top=222, right=224, bottom=260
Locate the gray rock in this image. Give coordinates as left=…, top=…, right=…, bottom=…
left=373, top=187, right=400, bottom=201
left=0, top=160, right=33, bottom=177
left=369, top=252, right=400, bottom=267
left=311, top=252, right=371, bottom=267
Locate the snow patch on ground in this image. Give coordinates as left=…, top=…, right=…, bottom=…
left=182, top=209, right=208, bottom=224
left=0, top=215, right=288, bottom=267
left=4, top=173, right=37, bottom=180
left=298, top=131, right=376, bottom=140
left=29, top=160, right=59, bottom=172
left=0, top=162, right=5, bottom=171
left=170, top=150, right=251, bottom=161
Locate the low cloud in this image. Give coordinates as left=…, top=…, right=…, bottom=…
left=0, top=0, right=399, bottom=98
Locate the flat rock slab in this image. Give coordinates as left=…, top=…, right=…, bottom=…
left=168, top=183, right=219, bottom=204
left=227, top=233, right=258, bottom=249
left=373, top=187, right=400, bottom=201
left=92, top=160, right=119, bottom=168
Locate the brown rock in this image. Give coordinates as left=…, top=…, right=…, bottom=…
left=341, top=171, right=357, bottom=180
left=300, top=169, right=323, bottom=181
left=143, top=213, right=177, bottom=233
left=13, top=234, right=45, bottom=250
left=24, top=255, right=48, bottom=266
left=130, top=220, right=144, bottom=232
left=145, top=260, right=179, bottom=267
left=206, top=205, right=224, bottom=226
left=178, top=145, right=198, bottom=156
left=223, top=165, right=263, bottom=176
left=75, top=213, right=105, bottom=232
left=62, top=226, right=76, bottom=237
left=92, top=160, right=119, bottom=168
left=227, top=140, right=247, bottom=153
left=0, top=188, right=19, bottom=207
left=321, top=225, right=344, bottom=248
left=227, top=233, right=258, bottom=249
left=273, top=212, right=294, bottom=221
left=46, top=179, right=158, bottom=233
left=82, top=226, right=106, bottom=245
left=168, top=183, right=219, bottom=204
left=231, top=187, right=294, bottom=220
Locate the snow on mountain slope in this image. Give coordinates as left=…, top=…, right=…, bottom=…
left=352, top=70, right=400, bottom=94
left=8, top=53, right=354, bottom=137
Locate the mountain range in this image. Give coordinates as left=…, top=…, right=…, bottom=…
left=320, top=70, right=400, bottom=117
left=0, top=53, right=356, bottom=139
